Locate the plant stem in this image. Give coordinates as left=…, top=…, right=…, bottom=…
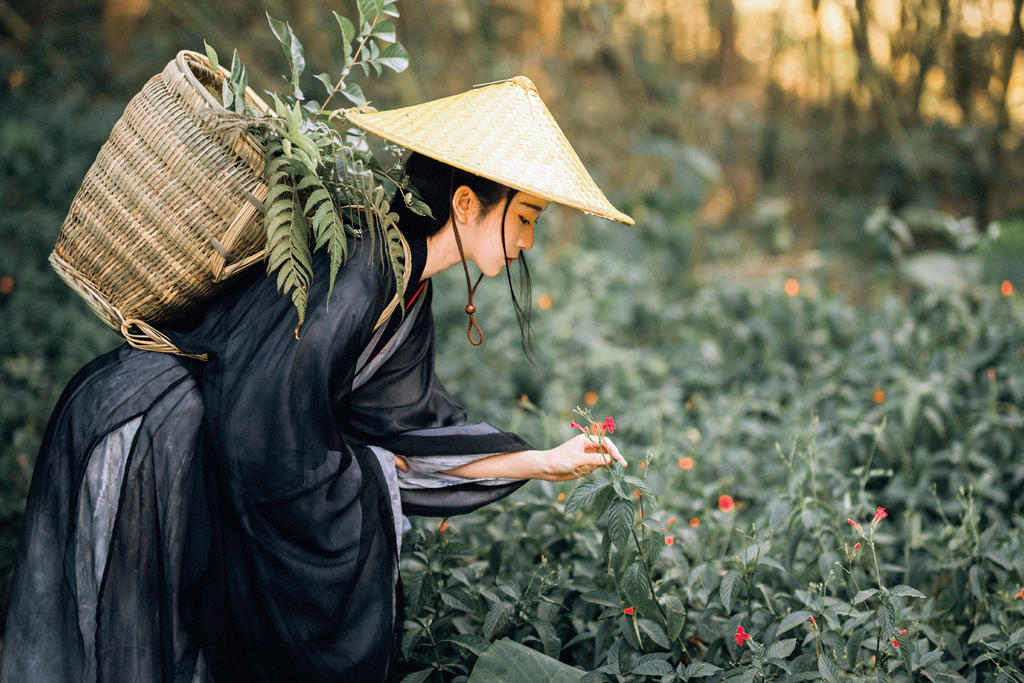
left=322, top=17, right=380, bottom=110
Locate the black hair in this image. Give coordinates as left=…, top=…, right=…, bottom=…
left=393, top=153, right=535, bottom=358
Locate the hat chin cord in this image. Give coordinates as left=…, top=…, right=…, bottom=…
left=449, top=216, right=486, bottom=346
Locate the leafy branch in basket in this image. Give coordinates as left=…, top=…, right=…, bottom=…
left=203, top=0, right=428, bottom=331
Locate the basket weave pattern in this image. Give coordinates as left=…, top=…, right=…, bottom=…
left=51, top=51, right=269, bottom=356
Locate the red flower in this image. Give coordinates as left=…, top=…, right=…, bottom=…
left=718, top=495, right=735, bottom=512
left=852, top=542, right=861, bottom=556
left=623, top=606, right=635, bottom=616
left=808, top=615, right=818, bottom=629
left=603, top=416, right=616, bottom=435
left=847, top=518, right=862, bottom=530
left=734, top=625, right=751, bottom=646
left=665, top=535, right=674, bottom=546
left=872, top=506, right=888, bottom=525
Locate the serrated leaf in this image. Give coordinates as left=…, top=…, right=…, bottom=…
left=483, top=602, right=514, bottom=640
left=631, top=654, right=673, bottom=675
left=777, top=610, right=813, bottom=635
left=765, top=638, right=796, bottom=659
left=661, top=595, right=686, bottom=641
left=564, top=479, right=610, bottom=514
left=439, top=591, right=472, bottom=612
left=888, top=584, right=926, bottom=599
left=621, top=560, right=650, bottom=606
left=968, top=624, right=1000, bottom=643
left=443, top=634, right=490, bottom=656
left=637, top=619, right=670, bottom=649
left=683, top=662, right=721, bottom=677
left=818, top=655, right=840, bottom=683
left=720, top=571, right=740, bottom=613
left=606, top=499, right=633, bottom=550
left=580, top=590, right=620, bottom=608
left=533, top=619, right=561, bottom=658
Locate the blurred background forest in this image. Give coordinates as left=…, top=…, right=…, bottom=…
left=2, top=0, right=1024, bottom=647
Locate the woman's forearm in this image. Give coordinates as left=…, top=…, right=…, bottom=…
left=440, top=450, right=545, bottom=480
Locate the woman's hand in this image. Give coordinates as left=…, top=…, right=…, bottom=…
left=438, top=434, right=627, bottom=481
left=533, top=433, right=627, bottom=481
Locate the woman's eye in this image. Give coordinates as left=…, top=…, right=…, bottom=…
left=519, top=216, right=531, bottom=225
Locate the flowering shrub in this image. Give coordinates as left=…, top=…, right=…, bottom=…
left=394, top=239, right=1024, bottom=681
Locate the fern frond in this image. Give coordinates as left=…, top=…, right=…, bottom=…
left=263, top=142, right=314, bottom=328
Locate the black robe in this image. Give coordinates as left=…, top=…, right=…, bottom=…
left=1, top=233, right=529, bottom=682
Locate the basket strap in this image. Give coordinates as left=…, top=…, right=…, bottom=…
left=121, top=319, right=209, bottom=361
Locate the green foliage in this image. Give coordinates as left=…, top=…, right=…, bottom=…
left=202, top=1, right=414, bottom=327
left=395, top=233, right=1024, bottom=681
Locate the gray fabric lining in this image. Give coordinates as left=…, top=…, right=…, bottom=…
left=74, top=416, right=141, bottom=680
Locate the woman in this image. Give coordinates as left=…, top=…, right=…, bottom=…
left=1, top=76, right=633, bottom=682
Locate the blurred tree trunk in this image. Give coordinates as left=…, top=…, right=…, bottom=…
left=848, top=0, right=905, bottom=144
left=709, top=0, right=740, bottom=86
left=103, top=0, right=149, bottom=56
left=910, top=0, right=949, bottom=124
left=997, top=0, right=1024, bottom=131
left=534, top=0, right=562, bottom=56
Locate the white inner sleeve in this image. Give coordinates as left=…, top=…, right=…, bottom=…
left=396, top=453, right=521, bottom=489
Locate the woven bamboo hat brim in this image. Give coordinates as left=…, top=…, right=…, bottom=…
left=345, top=77, right=633, bottom=226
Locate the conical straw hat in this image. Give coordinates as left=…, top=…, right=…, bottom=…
left=345, top=77, right=634, bottom=225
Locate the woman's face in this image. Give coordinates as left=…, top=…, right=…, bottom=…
left=467, top=191, right=550, bottom=277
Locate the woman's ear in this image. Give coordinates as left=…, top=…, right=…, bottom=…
left=450, top=185, right=480, bottom=227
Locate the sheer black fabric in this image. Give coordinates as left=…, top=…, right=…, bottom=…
left=2, top=234, right=529, bottom=682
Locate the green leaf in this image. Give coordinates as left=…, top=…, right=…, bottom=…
left=357, top=0, right=385, bottom=28
left=341, top=81, right=366, bottom=106
left=777, top=610, right=813, bottom=635
left=606, top=499, right=633, bottom=550
left=401, top=626, right=422, bottom=658
left=315, top=73, right=335, bottom=97
left=442, top=634, right=490, bottom=656
left=661, top=595, right=686, bottom=641
left=372, top=18, right=396, bottom=43
left=637, top=618, right=670, bottom=649
left=399, top=670, right=433, bottom=683
left=483, top=602, right=514, bottom=640
left=265, top=11, right=305, bottom=98
left=333, top=12, right=356, bottom=56
left=817, top=655, right=841, bottom=683
left=968, top=624, right=1001, bottom=643
left=203, top=40, right=219, bottom=75
left=765, top=638, right=796, bottom=659
left=683, top=662, right=721, bottom=678
left=630, top=654, right=673, bottom=675
left=888, top=584, right=926, bottom=599
left=620, top=560, right=650, bottom=606
left=377, top=41, right=409, bottom=73
left=467, top=639, right=585, bottom=683
left=720, top=570, right=740, bottom=613
left=533, top=619, right=561, bottom=658
left=853, top=588, right=878, bottom=604
left=564, top=479, right=609, bottom=515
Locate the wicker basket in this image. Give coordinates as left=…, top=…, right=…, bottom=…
left=51, top=50, right=271, bottom=359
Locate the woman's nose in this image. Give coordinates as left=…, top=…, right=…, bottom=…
left=520, top=225, right=535, bottom=251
